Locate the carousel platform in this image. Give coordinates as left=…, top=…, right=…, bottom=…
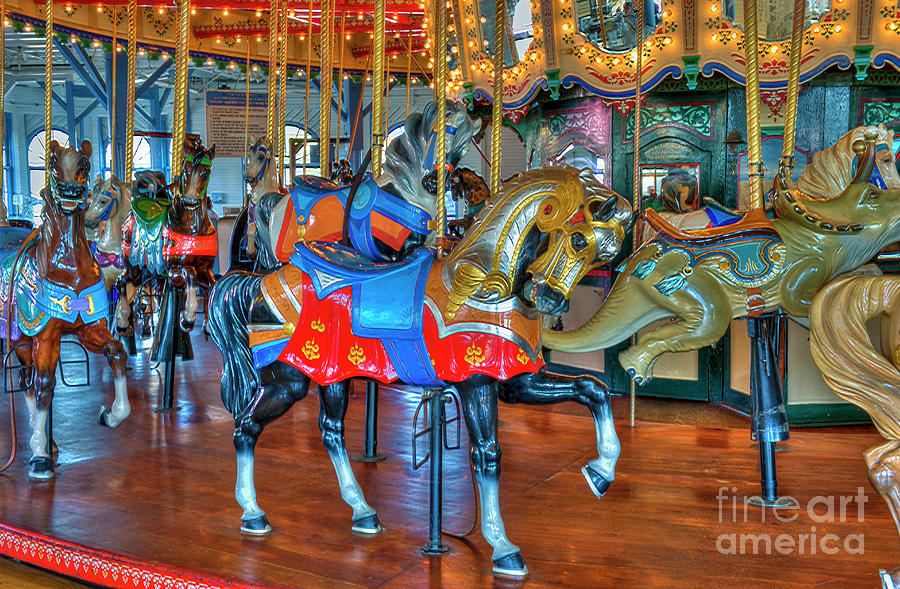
left=0, top=337, right=896, bottom=588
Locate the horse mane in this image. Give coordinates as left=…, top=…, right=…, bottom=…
left=797, top=124, right=895, bottom=198
left=809, top=274, right=900, bottom=440
left=379, top=100, right=478, bottom=216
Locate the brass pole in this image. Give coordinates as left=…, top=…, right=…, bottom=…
left=384, top=55, right=390, bottom=143
left=435, top=0, right=447, bottom=250
left=171, top=0, right=190, bottom=178
left=266, top=0, right=278, bottom=147
left=303, top=0, right=312, bottom=174
left=244, top=42, right=251, bottom=161
left=336, top=13, right=345, bottom=162
left=371, top=0, right=386, bottom=175
left=43, top=0, right=52, bottom=184
left=490, top=0, right=504, bottom=195
left=111, top=8, right=117, bottom=177
left=629, top=0, right=644, bottom=428
left=405, top=26, right=413, bottom=119
left=319, top=0, right=334, bottom=177
left=743, top=0, right=763, bottom=209
left=125, top=0, right=137, bottom=181
left=278, top=0, right=287, bottom=176
left=780, top=0, right=805, bottom=167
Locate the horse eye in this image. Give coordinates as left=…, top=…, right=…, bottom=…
left=570, top=233, right=588, bottom=251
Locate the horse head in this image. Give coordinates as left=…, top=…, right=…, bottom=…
left=86, top=174, right=131, bottom=240
left=176, top=136, right=215, bottom=218
left=244, top=138, right=280, bottom=201
left=133, top=170, right=171, bottom=202
left=444, top=166, right=632, bottom=318
left=380, top=100, right=481, bottom=219
left=449, top=167, right=490, bottom=209
left=660, top=169, right=698, bottom=213
left=43, top=140, right=92, bottom=218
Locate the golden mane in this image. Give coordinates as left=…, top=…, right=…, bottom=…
left=796, top=124, right=897, bottom=198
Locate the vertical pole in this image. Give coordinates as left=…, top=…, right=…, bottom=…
left=125, top=0, right=136, bottom=182
left=420, top=389, right=448, bottom=554
left=371, top=0, right=386, bottom=176
left=319, top=0, right=334, bottom=177
left=336, top=13, right=345, bottom=163
left=384, top=57, right=390, bottom=145
left=629, top=0, right=644, bottom=429
left=405, top=27, right=413, bottom=119
left=780, top=0, right=805, bottom=169
left=0, top=0, right=5, bottom=225
left=171, top=0, right=190, bottom=178
left=278, top=0, right=287, bottom=177
left=355, top=381, right=386, bottom=462
left=434, top=0, right=447, bottom=252
left=266, top=0, right=278, bottom=148
left=111, top=9, right=117, bottom=177
left=44, top=0, right=53, bottom=184
left=743, top=0, right=763, bottom=209
left=490, top=0, right=504, bottom=196
left=244, top=42, right=251, bottom=185
left=303, top=0, right=312, bottom=175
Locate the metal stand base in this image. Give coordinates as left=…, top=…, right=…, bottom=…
left=154, top=286, right=184, bottom=412
left=354, top=382, right=386, bottom=462
left=419, top=389, right=449, bottom=556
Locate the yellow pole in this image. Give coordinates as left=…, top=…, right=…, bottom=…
left=111, top=9, right=117, bottom=176
left=384, top=55, right=391, bottom=142
left=303, top=0, right=312, bottom=174
left=435, top=0, right=447, bottom=250
left=266, top=0, right=278, bottom=148
left=125, top=0, right=137, bottom=181
left=490, top=0, right=504, bottom=195
left=44, top=0, right=53, bottom=184
left=371, top=0, right=386, bottom=176
left=629, top=0, right=644, bottom=428
left=743, top=0, right=763, bottom=209
left=780, top=0, right=805, bottom=167
left=336, top=13, right=345, bottom=162
left=278, top=0, right=287, bottom=176
left=405, top=26, right=413, bottom=119
left=244, top=42, right=250, bottom=161
left=319, top=0, right=334, bottom=177
left=171, top=0, right=190, bottom=178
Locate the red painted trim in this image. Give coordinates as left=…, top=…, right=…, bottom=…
left=0, top=521, right=268, bottom=589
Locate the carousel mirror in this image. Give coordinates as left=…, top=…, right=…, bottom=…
left=720, top=0, right=833, bottom=40
left=576, top=0, right=661, bottom=53
left=479, top=0, right=536, bottom=66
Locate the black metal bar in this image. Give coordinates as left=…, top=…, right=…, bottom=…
left=420, top=389, right=449, bottom=555
left=355, top=381, right=386, bottom=462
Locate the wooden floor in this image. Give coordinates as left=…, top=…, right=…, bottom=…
left=0, top=336, right=895, bottom=588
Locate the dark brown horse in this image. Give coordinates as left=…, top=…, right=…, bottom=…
left=2, top=140, right=129, bottom=480
left=116, top=138, right=217, bottom=332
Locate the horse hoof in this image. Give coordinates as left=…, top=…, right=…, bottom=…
left=492, top=553, right=528, bottom=578
left=351, top=514, right=383, bottom=534
left=180, top=316, right=195, bottom=332
left=582, top=465, right=612, bottom=499
left=240, top=516, right=272, bottom=536
left=28, top=457, right=55, bottom=481
left=97, top=406, right=120, bottom=428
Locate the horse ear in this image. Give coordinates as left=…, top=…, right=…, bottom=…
left=48, top=139, right=60, bottom=152
left=80, top=140, right=92, bottom=157
left=209, top=144, right=215, bottom=159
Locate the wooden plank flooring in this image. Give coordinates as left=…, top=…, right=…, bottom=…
left=0, top=336, right=894, bottom=588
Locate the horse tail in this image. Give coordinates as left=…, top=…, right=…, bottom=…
left=809, top=274, right=900, bottom=441
left=208, top=271, right=262, bottom=417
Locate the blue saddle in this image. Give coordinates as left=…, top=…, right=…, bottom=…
left=291, top=241, right=442, bottom=386
left=290, top=175, right=432, bottom=262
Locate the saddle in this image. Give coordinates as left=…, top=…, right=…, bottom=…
left=644, top=208, right=779, bottom=245
left=291, top=241, right=441, bottom=385
left=292, top=175, right=349, bottom=195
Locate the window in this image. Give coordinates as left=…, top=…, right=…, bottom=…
left=283, top=124, right=317, bottom=184
left=104, top=136, right=154, bottom=179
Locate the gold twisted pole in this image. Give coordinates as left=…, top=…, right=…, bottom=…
left=435, top=0, right=447, bottom=251
left=171, top=0, right=190, bottom=178
left=405, top=26, right=413, bottom=119
left=319, top=0, right=334, bottom=177
left=278, top=0, right=287, bottom=176
left=629, top=0, right=644, bottom=428
left=44, top=0, right=53, bottom=184
left=125, top=0, right=137, bottom=181
left=244, top=43, right=250, bottom=162
left=266, top=0, right=278, bottom=148
left=111, top=9, right=117, bottom=176
left=336, top=13, right=345, bottom=162
left=371, top=0, right=386, bottom=176
left=384, top=55, right=391, bottom=141
left=303, top=0, right=312, bottom=174
left=780, top=0, right=805, bottom=167
left=490, top=0, right=504, bottom=195
left=0, top=0, right=7, bottom=223
left=743, top=0, right=763, bottom=210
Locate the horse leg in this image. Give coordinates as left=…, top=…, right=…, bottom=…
left=318, top=381, right=381, bottom=533
left=619, top=284, right=732, bottom=384
left=177, top=266, right=199, bottom=330
left=456, top=374, right=525, bottom=577
left=499, top=372, right=619, bottom=499
left=114, top=271, right=135, bottom=336
left=77, top=323, right=130, bottom=428
left=25, top=331, right=61, bottom=480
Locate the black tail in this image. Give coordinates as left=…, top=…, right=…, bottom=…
left=208, top=271, right=263, bottom=416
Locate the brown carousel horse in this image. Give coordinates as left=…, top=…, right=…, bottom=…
left=115, top=138, right=217, bottom=334
left=0, top=140, right=129, bottom=480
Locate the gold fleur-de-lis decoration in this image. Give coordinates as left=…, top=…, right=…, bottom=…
left=464, top=344, right=485, bottom=365
left=347, top=344, right=366, bottom=366
left=310, top=319, right=326, bottom=332
left=516, top=349, right=529, bottom=365
left=302, top=340, right=320, bottom=360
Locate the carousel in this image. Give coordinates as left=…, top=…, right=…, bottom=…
left=0, top=0, right=898, bottom=585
